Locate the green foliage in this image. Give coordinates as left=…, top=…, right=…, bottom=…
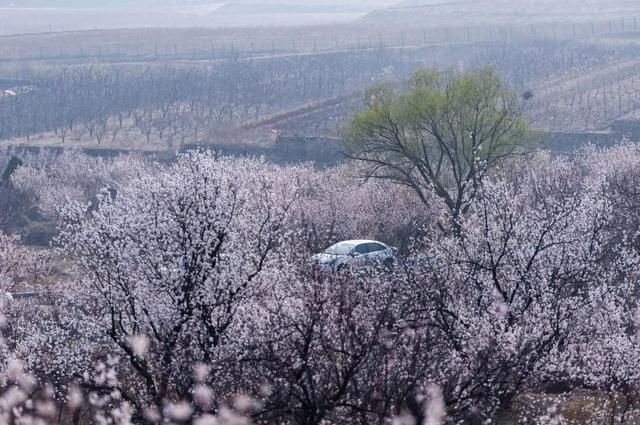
left=344, top=68, right=532, bottom=223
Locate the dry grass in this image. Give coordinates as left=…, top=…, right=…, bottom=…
left=3, top=119, right=277, bottom=154
left=498, top=390, right=640, bottom=424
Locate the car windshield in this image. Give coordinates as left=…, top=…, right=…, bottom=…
left=324, top=242, right=355, bottom=255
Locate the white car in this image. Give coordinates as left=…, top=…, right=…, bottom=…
left=311, top=239, right=397, bottom=272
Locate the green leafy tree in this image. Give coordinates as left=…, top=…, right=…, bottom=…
left=344, top=68, right=531, bottom=226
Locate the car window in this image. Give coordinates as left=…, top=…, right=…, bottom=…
left=355, top=243, right=386, bottom=254
left=354, top=243, right=371, bottom=254
left=324, top=243, right=355, bottom=255
left=366, top=243, right=386, bottom=253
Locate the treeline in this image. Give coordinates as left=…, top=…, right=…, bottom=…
left=0, top=50, right=403, bottom=146
left=0, top=39, right=628, bottom=146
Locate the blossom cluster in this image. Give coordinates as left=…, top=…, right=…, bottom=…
left=2, top=145, right=640, bottom=424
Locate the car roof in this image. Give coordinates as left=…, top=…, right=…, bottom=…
left=334, top=239, right=386, bottom=246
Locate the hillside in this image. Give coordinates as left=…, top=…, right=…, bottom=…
left=0, top=0, right=130, bottom=6
left=359, top=0, right=640, bottom=28
left=0, top=0, right=394, bottom=35
left=0, top=0, right=391, bottom=10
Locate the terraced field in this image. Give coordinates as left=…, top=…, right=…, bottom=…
left=528, top=60, right=640, bottom=132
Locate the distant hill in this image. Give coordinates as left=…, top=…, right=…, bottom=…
left=0, top=0, right=392, bottom=35
left=0, top=0, right=390, bottom=8
left=0, top=0, right=130, bottom=6
left=215, top=1, right=393, bottom=15
left=0, top=0, right=219, bottom=7
left=358, top=0, right=640, bottom=28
